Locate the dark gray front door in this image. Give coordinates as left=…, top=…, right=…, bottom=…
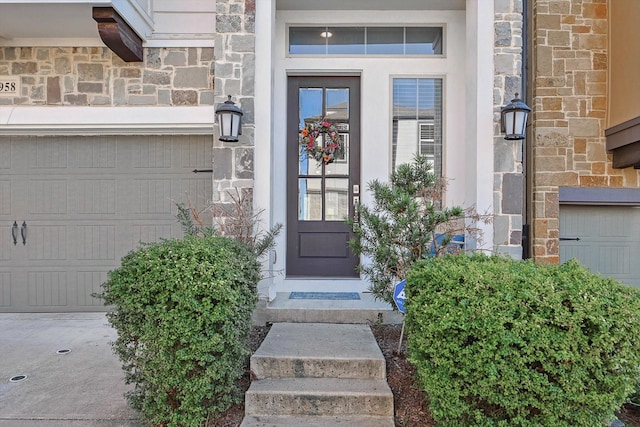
left=286, top=76, right=360, bottom=277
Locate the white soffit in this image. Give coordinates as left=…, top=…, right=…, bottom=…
left=0, top=1, right=153, bottom=46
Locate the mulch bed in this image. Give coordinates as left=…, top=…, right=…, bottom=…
left=209, top=324, right=640, bottom=427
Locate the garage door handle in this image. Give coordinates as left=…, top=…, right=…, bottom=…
left=559, top=237, right=580, bottom=241
left=21, top=221, right=27, bottom=245
left=11, top=221, right=18, bottom=245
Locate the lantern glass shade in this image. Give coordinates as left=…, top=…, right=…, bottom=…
left=501, top=93, right=531, bottom=140
left=215, top=95, right=244, bottom=142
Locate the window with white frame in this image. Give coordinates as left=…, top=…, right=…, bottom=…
left=289, top=26, right=443, bottom=56
left=391, top=78, right=443, bottom=176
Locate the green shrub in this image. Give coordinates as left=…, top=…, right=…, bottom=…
left=405, top=254, right=640, bottom=427
left=98, top=236, right=261, bottom=427
left=630, top=377, right=640, bottom=408
left=347, top=155, right=486, bottom=306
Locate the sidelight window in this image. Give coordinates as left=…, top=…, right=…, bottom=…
left=391, top=78, right=443, bottom=175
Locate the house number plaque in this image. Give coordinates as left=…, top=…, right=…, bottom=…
left=0, top=77, right=20, bottom=97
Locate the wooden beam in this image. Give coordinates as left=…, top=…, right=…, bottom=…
left=93, top=7, right=143, bottom=62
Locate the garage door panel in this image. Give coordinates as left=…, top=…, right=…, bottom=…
left=561, top=205, right=640, bottom=288
left=173, top=178, right=213, bottom=209
left=559, top=244, right=591, bottom=266
left=599, top=210, right=630, bottom=238
left=75, top=270, right=109, bottom=306
left=131, top=179, right=174, bottom=214
left=27, top=225, right=68, bottom=261
left=28, top=271, right=68, bottom=307
left=0, top=180, right=10, bottom=215
left=0, top=231, right=11, bottom=261
left=28, top=179, right=68, bottom=215
left=26, top=139, right=68, bottom=169
left=130, top=138, right=173, bottom=169
left=0, top=272, right=11, bottom=306
left=0, top=141, right=10, bottom=169
left=177, top=135, right=213, bottom=168
left=1, top=135, right=214, bottom=312
left=70, top=138, right=117, bottom=169
left=75, top=225, right=116, bottom=261
left=72, top=179, right=117, bottom=215
left=598, top=246, right=630, bottom=275
left=130, top=223, right=181, bottom=247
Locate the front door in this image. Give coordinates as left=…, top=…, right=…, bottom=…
left=286, top=76, right=360, bottom=277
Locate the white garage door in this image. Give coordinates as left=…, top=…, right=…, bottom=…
left=0, top=135, right=213, bottom=312
left=560, top=205, right=640, bottom=288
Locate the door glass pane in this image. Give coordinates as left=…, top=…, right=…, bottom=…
left=325, top=88, right=350, bottom=175
left=299, top=146, right=323, bottom=175
left=325, top=178, right=349, bottom=221
left=299, top=88, right=324, bottom=175
left=327, top=89, right=349, bottom=120
left=325, top=133, right=348, bottom=175
left=299, top=178, right=322, bottom=220
left=299, top=88, right=323, bottom=125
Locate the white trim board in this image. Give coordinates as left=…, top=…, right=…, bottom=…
left=0, top=106, right=215, bottom=135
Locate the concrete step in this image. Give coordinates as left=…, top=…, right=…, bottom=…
left=240, top=415, right=395, bottom=427
left=251, top=323, right=386, bottom=380
left=244, top=378, right=394, bottom=417
left=252, top=293, right=404, bottom=325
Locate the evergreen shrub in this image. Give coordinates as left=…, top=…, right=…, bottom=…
left=347, top=155, right=482, bottom=306
left=98, top=236, right=260, bottom=427
left=405, top=254, right=640, bottom=427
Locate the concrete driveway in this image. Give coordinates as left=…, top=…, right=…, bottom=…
left=0, top=313, right=140, bottom=426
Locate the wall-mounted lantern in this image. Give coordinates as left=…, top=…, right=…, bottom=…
left=501, top=93, right=531, bottom=140
left=215, top=95, right=244, bottom=142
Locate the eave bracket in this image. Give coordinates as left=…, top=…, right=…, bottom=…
left=93, top=7, right=143, bottom=62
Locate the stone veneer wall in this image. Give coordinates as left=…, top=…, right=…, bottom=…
left=494, top=0, right=526, bottom=259
left=0, top=47, right=215, bottom=106
left=213, top=0, right=256, bottom=204
left=531, top=0, right=640, bottom=263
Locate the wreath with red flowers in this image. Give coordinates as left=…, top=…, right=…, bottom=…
left=299, top=119, right=343, bottom=165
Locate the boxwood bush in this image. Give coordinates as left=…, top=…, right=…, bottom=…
left=405, top=254, right=640, bottom=427
left=99, top=236, right=261, bottom=427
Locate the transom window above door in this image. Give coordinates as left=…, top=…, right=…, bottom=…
left=289, top=26, right=443, bottom=55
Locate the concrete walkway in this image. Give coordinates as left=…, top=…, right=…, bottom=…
left=0, top=313, right=139, bottom=427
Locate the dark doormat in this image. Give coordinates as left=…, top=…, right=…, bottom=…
left=288, top=292, right=361, bottom=300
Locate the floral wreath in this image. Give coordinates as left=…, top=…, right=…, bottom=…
left=299, top=119, right=343, bottom=165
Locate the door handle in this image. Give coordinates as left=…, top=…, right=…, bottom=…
left=21, top=221, right=27, bottom=245
left=11, top=221, right=18, bottom=245
left=559, top=237, right=580, bottom=241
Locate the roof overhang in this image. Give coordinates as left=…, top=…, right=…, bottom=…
left=0, top=1, right=152, bottom=60
left=605, top=116, right=640, bottom=169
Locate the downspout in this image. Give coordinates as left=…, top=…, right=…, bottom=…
left=522, top=0, right=532, bottom=260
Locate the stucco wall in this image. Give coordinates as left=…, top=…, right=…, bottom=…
left=531, top=0, right=640, bottom=263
